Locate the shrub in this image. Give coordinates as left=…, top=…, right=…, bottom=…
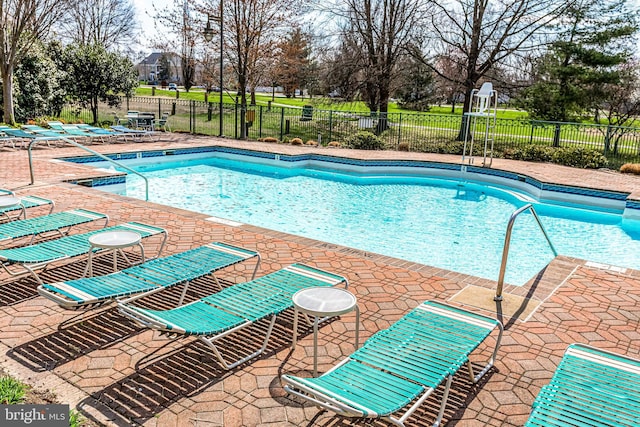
left=290, top=137, right=303, bottom=145
left=620, top=163, right=640, bottom=174
left=412, top=139, right=464, bottom=155
left=397, top=142, right=410, bottom=151
left=504, top=145, right=554, bottom=162
left=551, top=147, right=609, bottom=169
left=344, top=131, right=384, bottom=150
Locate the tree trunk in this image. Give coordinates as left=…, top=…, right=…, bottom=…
left=92, top=95, right=99, bottom=124
left=240, top=92, right=247, bottom=138
left=457, top=86, right=475, bottom=141
left=376, top=96, right=390, bottom=135
left=2, top=66, right=14, bottom=124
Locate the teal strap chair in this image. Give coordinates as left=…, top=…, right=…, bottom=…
left=525, top=343, right=640, bottom=427
left=282, top=300, right=503, bottom=427
left=0, top=208, right=108, bottom=246
left=0, top=189, right=54, bottom=220
left=118, top=263, right=348, bottom=370
left=0, top=221, right=167, bottom=284
left=38, top=242, right=260, bottom=309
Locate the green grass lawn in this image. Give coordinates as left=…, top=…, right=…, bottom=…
left=134, top=86, right=529, bottom=119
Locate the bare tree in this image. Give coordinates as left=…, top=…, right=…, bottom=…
left=599, top=61, right=640, bottom=154
left=0, top=0, right=69, bottom=124
left=57, top=0, right=139, bottom=52
left=333, top=0, right=431, bottom=131
left=432, top=49, right=466, bottom=113
left=415, top=0, right=570, bottom=138
left=153, top=0, right=200, bottom=91
left=199, top=0, right=307, bottom=138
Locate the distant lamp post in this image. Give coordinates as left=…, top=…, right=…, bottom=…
left=203, top=3, right=224, bottom=137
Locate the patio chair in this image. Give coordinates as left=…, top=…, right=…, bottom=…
left=118, top=263, right=348, bottom=370
left=38, top=242, right=260, bottom=309
left=0, top=190, right=54, bottom=221
left=0, top=221, right=167, bottom=284
left=154, top=112, right=171, bottom=132
left=0, top=208, right=108, bottom=247
left=282, top=300, right=504, bottom=427
left=525, top=343, right=640, bottom=427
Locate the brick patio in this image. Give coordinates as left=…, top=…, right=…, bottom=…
left=1, top=134, right=639, bottom=426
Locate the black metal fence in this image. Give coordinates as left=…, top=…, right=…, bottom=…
left=58, top=96, right=640, bottom=168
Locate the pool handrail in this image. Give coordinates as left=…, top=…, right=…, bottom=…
left=495, top=203, right=557, bottom=301
left=27, top=137, right=149, bottom=201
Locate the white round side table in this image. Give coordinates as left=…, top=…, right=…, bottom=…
left=84, top=230, right=144, bottom=277
left=0, top=196, right=24, bottom=221
left=292, top=286, right=360, bottom=376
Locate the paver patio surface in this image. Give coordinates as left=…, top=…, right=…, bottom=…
left=0, top=134, right=639, bottom=426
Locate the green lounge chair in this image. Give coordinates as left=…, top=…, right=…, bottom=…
left=54, top=123, right=105, bottom=144
left=0, top=127, right=62, bottom=148
left=282, top=300, right=503, bottom=427
left=118, top=263, right=348, bottom=370
left=21, top=125, right=66, bottom=138
left=0, top=208, right=108, bottom=247
left=0, top=189, right=54, bottom=220
left=38, top=242, right=260, bottom=309
left=0, top=221, right=167, bottom=284
left=75, top=124, right=123, bottom=140
left=525, top=343, right=640, bottom=427
left=110, top=125, right=155, bottom=141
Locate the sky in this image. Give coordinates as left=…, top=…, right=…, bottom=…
left=132, top=0, right=168, bottom=52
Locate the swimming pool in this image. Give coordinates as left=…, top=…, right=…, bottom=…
left=72, top=149, right=640, bottom=285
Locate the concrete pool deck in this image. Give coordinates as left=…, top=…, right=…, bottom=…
left=1, top=134, right=640, bottom=426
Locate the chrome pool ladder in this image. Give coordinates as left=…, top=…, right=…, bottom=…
left=495, top=204, right=557, bottom=301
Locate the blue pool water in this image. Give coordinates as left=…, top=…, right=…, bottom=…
left=94, top=155, right=640, bottom=285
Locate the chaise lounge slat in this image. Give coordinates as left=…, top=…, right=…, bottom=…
left=525, top=343, right=640, bottom=427
left=282, top=300, right=503, bottom=427
left=118, top=263, right=348, bottom=370
left=38, top=242, right=260, bottom=308
left=0, top=221, right=167, bottom=283
left=0, top=209, right=108, bottom=246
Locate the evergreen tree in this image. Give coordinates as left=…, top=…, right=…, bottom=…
left=274, top=29, right=311, bottom=98
left=62, top=43, right=138, bottom=124
left=517, top=0, right=638, bottom=122
left=394, top=56, right=436, bottom=112
left=13, top=42, right=65, bottom=122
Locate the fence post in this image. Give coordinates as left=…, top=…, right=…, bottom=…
left=397, top=113, right=402, bottom=149
left=530, top=122, right=535, bottom=144
left=328, top=110, right=333, bottom=142
left=189, top=101, right=193, bottom=133
left=279, top=107, right=285, bottom=141
left=234, top=101, right=238, bottom=139
left=604, top=125, right=611, bottom=154
left=259, top=106, right=263, bottom=138
left=553, top=123, right=561, bottom=147
left=158, top=99, right=161, bottom=118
